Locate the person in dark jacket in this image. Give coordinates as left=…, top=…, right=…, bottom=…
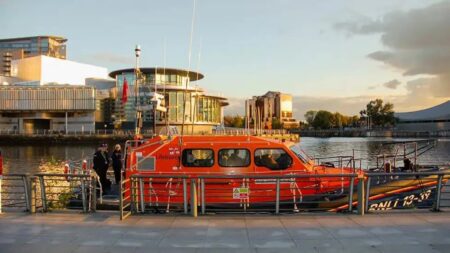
left=93, top=144, right=110, bottom=192
left=111, top=144, right=123, bottom=184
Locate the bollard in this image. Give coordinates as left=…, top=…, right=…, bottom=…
left=30, top=177, right=36, bottom=214
left=357, top=175, right=365, bottom=215
left=190, top=179, right=197, bottom=217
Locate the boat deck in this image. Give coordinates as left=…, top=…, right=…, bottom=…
left=0, top=211, right=449, bottom=253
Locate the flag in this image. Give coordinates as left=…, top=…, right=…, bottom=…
left=122, top=77, right=128, bottom=104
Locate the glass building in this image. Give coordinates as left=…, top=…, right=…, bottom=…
left=0, top=36, right=67, bottom=76
left=109, top=68, right=228, bottom=134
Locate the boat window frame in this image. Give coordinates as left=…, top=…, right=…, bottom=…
left=181, top=148, right=215, bottom=167
left=218, top=148, right=251, bottom=167
left=254, top=148, right=293, bottom=171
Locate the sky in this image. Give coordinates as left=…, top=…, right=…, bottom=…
left=1, top=0, right=449, bottom=119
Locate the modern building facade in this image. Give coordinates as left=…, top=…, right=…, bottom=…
left=395, top=100, right=450, bottom=132
left=0, top=85, right=96, bottom=133
left=109, top=67, right=228, bottom=134
left=85, top=78, right=117, bottom=129
left=11, top=55, right=108, bottom=85
left=0, top=36, right=67, bottom=76
left=245, top=91, right=298, bottom=129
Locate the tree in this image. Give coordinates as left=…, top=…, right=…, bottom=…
left=304, top=110, right=317, bottom=126
left=271, top=118, right=283, bottom=129
left=365, top=99, right=395, bottom=127
left=231, top=115, right=245, bottom=128
left=312, top=110, right=334, bottom=129
left=223, top=115, right=245, bottom=128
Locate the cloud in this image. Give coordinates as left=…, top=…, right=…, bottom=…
left=383, top=79, right=401, bottom=89
left=335, top=1, right=450, bottom=100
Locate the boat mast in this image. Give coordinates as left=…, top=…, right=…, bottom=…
left=134, top=45, right=141, bottom=136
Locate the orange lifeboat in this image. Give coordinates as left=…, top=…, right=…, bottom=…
left=124, top=135, right=362, bottom=208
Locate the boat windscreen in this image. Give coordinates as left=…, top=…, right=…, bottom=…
left=289, top=145, right=312, bottom=164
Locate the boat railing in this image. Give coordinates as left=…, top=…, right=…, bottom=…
left=314, top=155, right=363, bottom=171
left=374, top=139, right=437, bottom=170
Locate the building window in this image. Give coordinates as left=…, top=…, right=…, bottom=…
left=182, top=149, right=214, bottom=167
left=218, top=149, right=250, bottom=167
left=254, top=149, right=292, bottom=170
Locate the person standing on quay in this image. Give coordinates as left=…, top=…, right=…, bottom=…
left=111, top=144, right=123, bottom=184
left=93, top=144, right=109, bottom=192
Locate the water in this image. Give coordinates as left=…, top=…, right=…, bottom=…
left=0, top=137, right=449, bottom=174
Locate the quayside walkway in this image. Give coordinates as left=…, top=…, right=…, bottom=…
left=0, top=211, right=449, bottom=253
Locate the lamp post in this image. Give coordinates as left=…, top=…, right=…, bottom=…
left=134, top=45, right=141, bottom=136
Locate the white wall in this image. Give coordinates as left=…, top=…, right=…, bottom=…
left=11, top=55, right=108, bottom=85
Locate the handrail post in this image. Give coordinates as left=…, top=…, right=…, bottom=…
left=365, top=176, right=371, bottom=213
left=275, top=178, right=280, bottom=214
left=201, top=178, right=205, bottom=215
left=30, top=176, right=36, bottom=214
left=23, top=175, right=30, bottom=212
left=433, top=175, right=443, bottom=212
left=38, top=176, right=47, bottom=212
left=139, top=177, right=145, bottom=213
left=90, top=175, right=97, bottom=212
left=183, top=178, right=188, bottom=214
left=190, top=178, right=197, bottom=217
left=80, top=177, right=87, bottom=213
left=348, top=176, right=355, bottom=212
left=357, top=175, right=365, bottom=215
left=120, top=178, right=124, bottom=220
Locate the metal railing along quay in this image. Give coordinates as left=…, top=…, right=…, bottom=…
left=34, top=173, right=98, bottom=213
left=0, top=174, right=30, bottom=212
left=1, top=170, right=449, bottom=220
left=120, top=170, right=450, bottom=220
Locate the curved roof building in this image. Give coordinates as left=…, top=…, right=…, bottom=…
left=395, top=100, right=450, bottom=132
left=109, top=67, right=228, bottom=134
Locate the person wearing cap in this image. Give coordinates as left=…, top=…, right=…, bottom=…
left=111, top=144, right=123, bottom=184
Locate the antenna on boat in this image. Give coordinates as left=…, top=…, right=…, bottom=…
left=163, top=37, right=170, bottom=136
left=180, top=0, right=197, bottom=144
left=153, top=65, right=158, bottom=136
left=191, top=38, right=202, bottom=135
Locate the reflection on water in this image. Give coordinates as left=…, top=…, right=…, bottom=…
left=0, top=138, right=449, bottom=173
left=299, top=137, right=450, bottom=169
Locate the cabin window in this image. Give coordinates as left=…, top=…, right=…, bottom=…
left=254, top=148, right=292, bottom=170
left=182, top=149, right=214, bottom=167
left=218, top=149, right=250, bottom=167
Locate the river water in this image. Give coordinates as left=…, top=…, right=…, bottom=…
left=1, top=137, right=449, bottom=174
